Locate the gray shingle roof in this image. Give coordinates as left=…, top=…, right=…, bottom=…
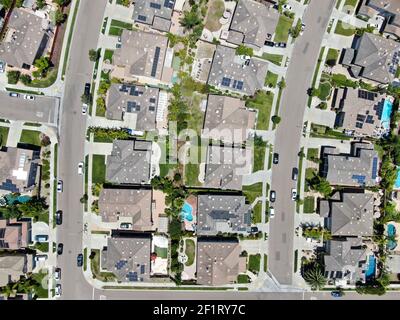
left=106, top=140, right=152, bottom=185
left=132, top=0, right=174, bottom=32
left=197, top=195, right=252, bottom=235
left=207, top=45, right=268, bottom=95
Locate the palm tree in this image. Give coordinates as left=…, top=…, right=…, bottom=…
left=304, top=267, right=326, bottom=290
left=179, top=10, right=201, bottom=30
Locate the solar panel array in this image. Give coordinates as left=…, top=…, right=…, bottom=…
left=221, top=77, right=244, bottom=90
left=352, top=174, right=366, bottom=184
left=366, top=115, right=374, bottom=124
left=163, top=0, right=174, bottom=9
left=221, top=77, right=231, bottom=87
left=151, top=47, right=161, bottom=78
left=137, top=15, right=147, bottom=22
left=127, top=271, right=138, bottom=282
left=358, top=90, right=375, bottom=101
left=150, top=2, right=161, bottom=9
left=115, top=260, right=128, bottom=270
left=371, top=157, right=378, bottom=179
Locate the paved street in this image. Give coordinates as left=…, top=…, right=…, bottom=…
left=268, top=0, right=336, bottom=286
left=0, top=92, right=59, bottom=125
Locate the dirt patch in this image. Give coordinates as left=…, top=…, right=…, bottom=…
left=204, top=0, right=225, bottom=32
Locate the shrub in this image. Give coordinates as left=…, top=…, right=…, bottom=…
left=7, top=71, right=20, bottom=84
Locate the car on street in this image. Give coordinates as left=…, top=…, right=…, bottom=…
left=291, top=188, right=297, bottom=200
left=57, top=243, right=64, bottom=255
left=116, top=43, right=122, bottom=49
left=55, top=210, right=63, bottom=225
left=57, top=180, right=63, bottom=193
left=84, top=83, right=91, bottom=96
left=273, top=153, right=279, bottom=164
left=78, top=161, right=84, bottom=175
left=264, top=40, right=275, bottom=47
left=300, top=23, right=306, bottom=35
left=0, top=60, right=5, bottom=73
left=9, top=92, right=19, bottom=98
left=269, top=207, right=275, bottom=218
left=275, top=42, right=287, bottom=48
left=82, top=103, right=88, bottom=115
left=55, top=284, right=62, bottom=297
left=292, top=167, right=298, bottom=181
left=282, top=4, right=292, bottom=10
left=331, top=290, right=343, bottom=298
left=23, top=94, right=35, bottom=100
left=77, top=253, right=83, bottom=267
left=270, top=190, right=276, bottom=202
left=54, top=267, right=61, bottom=281
left=250, top=226, right=258, bottom=233
left=118, top=36, right=121, bottom=42
left=120, top=222, right=132, bottom=229
left=34, top=255, right=48, bottom=262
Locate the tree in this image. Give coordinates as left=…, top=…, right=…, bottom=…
left=304, top=267, right=326, bottom=290
left=34, top=56, right=51, bottom=78
left=20, top=74, right=32, bottom=85
left=169, top=218, right=183, bottom=240
left=180, top=7, right=202, bottom=30
left=271, top=115, right=281, bottom=125
left=7, top=71, right=21, bottom=84
left=278, top=78, right=286, bottom=89
left=40, top=134, right=51, bottom=147
left=36, top=0, right=46, bottom=9
left=88, top=49, right=100, bottom=62
left=0, top=0, right=13, bottom=9
left=15, top=0, right=24, bottom=7
left=54, top=9, right=67, bottom=25
left=308, top=174, right=332, bottom=198
left=118, top=0, right=130, bottom=6
left=80, top=194, right=88, bottom=204
left=81, top=93, right=92, bottom=105
left=235, top=44, right=254, bottom=57
left=54, top=0, right=69, bottom=6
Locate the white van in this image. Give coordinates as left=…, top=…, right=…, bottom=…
left=34, top=255, right=48, bottom=262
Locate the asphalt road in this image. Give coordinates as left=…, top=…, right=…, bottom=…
left=0, top=91, right=59, bottom=125
left=56, top=0, right=108, bottom=300
left=267, top=0, right=336, bottom=286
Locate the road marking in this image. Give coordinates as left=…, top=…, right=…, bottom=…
left=99, top=295, right=107, bottom=300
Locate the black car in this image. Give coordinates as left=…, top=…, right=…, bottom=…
left=331, top=290, right=343, bottom=298
left=55, top=210, right=63, bottom=225
left=275, top=42, right=287, bottom=48
left=273, top=153, right=279, bottom=164
left=264, top=40, right=275, bottom=47
left=57, top=243, right=64, bottom=255
left=84, top=83, right=91, bottom=96
left=77, top=253, right=83, bottom=267
left=250, top=226, right=258, bottom=233
left=270, top=190, right=276, bottom=202
left=292, top=167, right=298, bottom=181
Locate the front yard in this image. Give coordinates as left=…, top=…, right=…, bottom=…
left=248, top=254, right=261, bottom=274
left=19, top=130, right=41, bottom=146
left=274, top=15, right=293, bottom=43
left=334, top=20, right=356, bottom=36
left=303, top=196, right=316, bottom=213
left=92, top=155, right=106, bottom=184
left=90, top=249, right=116, bottom=282
left=246, top=91, right=274, bottom=131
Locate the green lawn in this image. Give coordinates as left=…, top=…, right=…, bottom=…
left=317, top=82, right=332, bottom=101
left=265, top=71, right=278, bottom=87
left=243, top=183, right=263, bottom=204
left=28, top=69, right=58, bottom=88
left=310, top=123, right=351, bottom=140
left=184, top=239, right=195, bottom=267
left=253, top=141, right=266, bottom=172
left=325, top=48, right=340, bottom=66
left=344, top=0, right=358, bottom=9
left=305, top=167, right=317, bottom=192
left=108, top=19, right=133, bottom=36
left=248, top=254, right=261, bottom=274
left=104, top=49, right=114, bottom=62
left=83, top=247, right=87, bottom=271
left=237, top=274, right=251, bottom=284
left=31, top=270, right=48, bottom=298
left=185, top=163, right=200, bottom=186
left=334, top=20, right=356, bottom=36
left=274, top=15, right=293, bottom=43
left=19, top=130, right=41, bottom=146
left=90, top=249, right=116, bottom=282
left=246, top=91, right=274, bottom=130
left=303, top=196, right=315, bottom=213
left=264, top=254, right=268, bottom=272
left=260, top=53, right=283, bottom=66
left=306, top=148, right=319, bottom=162
left=296, top=147, right=304, bottom=213
left=0, top=126, right=9, bottom=146
left=92, top=155, right=106, bottom=184
left=252, top=201, right=262, bottom=224
left=155, top=245, right=168, bottom=259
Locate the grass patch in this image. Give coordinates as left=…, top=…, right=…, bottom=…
left=303, top=196, right=315, bottom=213
left=334, top=20, right=356, bottom=36
left=246, top=91, right=274, bottom=130
left=308, top=46, right=326, bottom=107
left=184, top=239, right=195, bottom=267
left=260, top=53, right=283, bottom=66
left=237, top=274, right=250, bottom=284
left=306, top=148, right=319, bottom=163
left=253, top=140, right=266, bottom=172
left=248, top=254, right=261, bottom=274
left=317, top=82, right=332, bottom=101
left=155, top=246, right=168, bottom=259
left=265, top=71, right=278, bottom=88
left=304, top=167, right=317, bottom=192
left=185, top=163, right=200, bottom=186
left=92, top=155, right=106, bottom=184
left=62, top=0, right=80, bottom=78
left=34, top=242, right=49, bottom=253
left=204, top=0, right=225, bottom=32
left=28, top=69, right=58, bottom=88
left=294, top=250, right=298, bottom=273
left=264, top=254, right=268, bottom=272
left=310, top=123, right=351, bottom=140
left=252, top=201, right=262, bottom=224
left=90, top=249, right=116, bottom=282
left=272, top=87, right=283, bottom=130
left=243, top=183, right=263, bottom=204
left=296, top=147, right=304, bottom=213
left=0, top=126, right=9, bottom=147
left=325, top=48, right=339, bottom=66
left=108, top=19, right=133, bottom=36
left=104, top=49, right=114, bottom=62
left=31, top=270, right=48, bottom=298
left=83, top=247, right=87, bottom=271
left=344, top=0, right=358, bottom=9
left=274, top=15, right=293, bottom=43
left=5, top=87, right=43, bottom=95
left=19, top=130, right=41, bottom=146
left=91, top=230, right=110, bottom=235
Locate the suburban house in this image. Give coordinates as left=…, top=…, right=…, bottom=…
left=324, top=238, right=369, bottom=285
left=202, top=95, right=256, bottom=144
left=98, top=188, right=153, bottom=231
left=321, top=142, right=379, bottom=187
left=332, top=87, right=389, bottom=137
left=132, top=0, right=175, bottom=32
left=101, top=231, right=151, bottom=283
left=203, top=145, right=252, bottom=191
left=196, top=195, right=252, bottom=236
left=0, top=218, right=31, bottom=250
left=112, top=30, right=168, bottom=80
left=0, top=254, right=33, bottom=287
left=0, top=147, right=40, bottom=194
left=207, top=45, right=268, bottom=95
left=226, top=0, right=279, bottom=49
left=357, top=0, right=400, bottom=39
left=320, top=192, right=374, bottom=237
left=341, top=33, right=400, bottom=84
left=196, top=238, right=246, bottom=285
left=0, top=8, right=51, bottom=69
left=106, top=83, right=159, bottom=132
left=106, top=140, right=153, bottom=185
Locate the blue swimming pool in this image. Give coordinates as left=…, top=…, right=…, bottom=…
left=387, top=224, right=397, bottom=250
left=381, top=98, right=393, bottom=130
left=396, top=167, right=400, bottom=189
left=365, top=255, right=376, bottom=281
left=5, top=194, right=31, bottom=205
left=180, top=202, right=193, bottom=222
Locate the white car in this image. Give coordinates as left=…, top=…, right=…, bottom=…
left=55, top=284, right=62, bottom=297
left=291, top=188, right=297, bottom=200
left=120, top=223, right=132, bottom=229
left=57, top=180, right=63, bottom=193
left=282, top=4, right=292, bottom=10
left=0, top=61, right=5, bottom=73
left=82, top=104, right=88, bottom=115
left=78, top=162, right=84, bottom=175
left=54, top=268, right=61, bottom=281
left=23, top=94, right=35, bottom=100
left=269, top=207, right=275, bottom=219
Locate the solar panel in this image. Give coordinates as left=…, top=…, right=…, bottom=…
left=127, top=101, right=140, bottom=112
left=149, top=98, right=156, bottom=103
left=355, top=122, right=363, bottom=128
left=366, top=115, right=374, bottom=124
left=150, top=2, right=161, bottom=9
left=121, top=84, right=128, bottom=92
left=129, top=86, right=137, bottom=96
left=140, top=265, right=145, bottom=274
left=356, top=114, right=366, bottom=122
left=236, top=81, right=244, bottom=90
left=371, top=157, right=378, bottom=179
left=137, top=15, right=147, bottom=21
left=149, top=105, right=156, bottom=111
left=163, top=0, right=174, bottom=9
left=367, top=92, right=374, bottom=100
left=352, top=174, right=366, bottom=184
left=115, top=260, right=128, bottom=270
left=151, top=47, right=161, bottom=77
left=221, top=77, right=231, bottom=87
left=127, top=272, right=138, bottom=281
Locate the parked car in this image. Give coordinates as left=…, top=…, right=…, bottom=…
left=84, top=83, right=91, bottom=96
left=82, top=104, right=88, bottom=115
left=116, top=43, right=122, bottom=49
left=291, top=188, right=297, bottom=200
left=23, top=94, right=35, bottom=100
left=269, top=207, right=275, bottom=218
left=34, top=255, right=48, bottom=262
left=292, top=167, right=298, bottom=181
left=0, top=60, right=5, bottom=73
left=77, top=253, right=83, bottom=267
left=120, top=222, right=132, bottom=229
left=55, top=284, right=62, bottom=297
left=251, top=226, right=258, bottom=233
left=35, top=234, right=48, bottom=242
left=331, top=290, right=343, bottom=298
left=55, top=210, right=63, bottom=225
left=57, top=243, right=64, bottom=255
left=270, top=190, right=276, bottom=202
left=9, top=92, right=19, bottom=98
left=78, top=162, right=84, bottom=175
left=57, top=180, right=63, bottom=193
left=54, top=268, right=61, bottom=281
left=264, top=40, right=275, bottom=47
left=275, top=42, right=287, bottom=48
left=273, top=153, right=279, bottom=164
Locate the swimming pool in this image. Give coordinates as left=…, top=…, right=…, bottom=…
left=387, top=224, right=397, bottom=250
left=365, top=255, right=376, bottom=281
left=396, top=167, right=400, bottom=189
left=381, top=98, right=393, bottom=130
left=5, top=194, right=31, bottom=205
left=180, top=202, right=193, bottom=222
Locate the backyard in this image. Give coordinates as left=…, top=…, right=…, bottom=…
left=92, top=155, right=106, bottom=184
left=204, top=0, right=225, bottom=32
left=184, top=238, right=195, bottom=267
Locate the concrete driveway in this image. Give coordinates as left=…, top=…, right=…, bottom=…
left=32, top=221, right=50, bottom=241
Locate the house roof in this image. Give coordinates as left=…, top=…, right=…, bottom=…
left=106, top=140, right=152, bottom=185
left=0, top=8, right=50, bottom=67
left=0, top=254, right=32, bottom=287
left=229, top=0, right=279, bottom=49
left=106, top=83, right=159, bottom=131
left=132, top=0, right=174, bottom=32
left=101, top=232, right=151, bottom=282
left=202, top=94, right=256, bottom=143
left=207, top=45, right=268, bottom=95
left=0, top=218, right=31, bottom=250
left=113, top=30, right=168, bottom=80
left=196, top=238, right=246, bottom=285
left=204, top=145, right=252, bottom=191
left=197, top=195, right=252, bottom=235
